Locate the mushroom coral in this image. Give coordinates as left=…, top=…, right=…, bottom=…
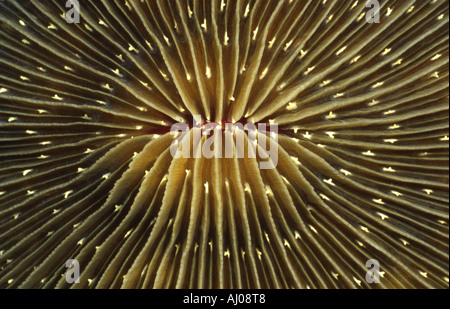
left=0, top=0, right=448, bottom=289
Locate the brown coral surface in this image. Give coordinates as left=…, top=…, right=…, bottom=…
left=0, top=0, right=448, bottom=288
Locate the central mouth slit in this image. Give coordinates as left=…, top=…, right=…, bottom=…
left=167, top=117, right=279, bottom=169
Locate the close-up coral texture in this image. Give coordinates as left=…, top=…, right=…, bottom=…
left=0, top=0, right=448, bottom=289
